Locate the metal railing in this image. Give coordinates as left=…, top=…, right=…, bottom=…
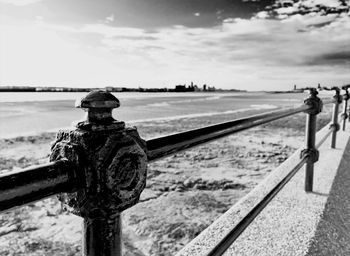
left=0, top=86, right=349, bottom=256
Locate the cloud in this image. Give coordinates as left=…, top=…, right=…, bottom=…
left=259, top=0, right=349, bottom=21
left=307, top=51, right=350, bottom=66
left=78, top=14, right=349, bottom=68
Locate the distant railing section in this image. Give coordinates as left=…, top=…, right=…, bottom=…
left=0, top=85, right=350, bottom=256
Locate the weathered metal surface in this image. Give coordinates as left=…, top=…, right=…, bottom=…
left=50, top=127, right=147, bottom=215
left=83, top=214, right=122, bottom=256
left=301, top=88, right=321, bottom=192
left=50, top=90, right=147, bottom=256
left=147, top=105, right=310, bottom=161
left=75, top=90, right=123, bottom=131
left=0, top=160, right=77, bottom=212
left=76, top=90, right=121, bottom=109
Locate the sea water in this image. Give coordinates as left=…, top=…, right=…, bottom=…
left=0, top=91, right=306, bottom=139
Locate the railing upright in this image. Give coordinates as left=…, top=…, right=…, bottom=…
left=301, top=88, right=322, bottom=192
left=328, top=87, right=342, bottom=148
left=342, top=87, right=350, bottom=131
left=49, top=91, right=148, bottom=256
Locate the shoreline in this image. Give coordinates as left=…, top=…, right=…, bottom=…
left=0, top=104, right=278, bottom=140
left=0, top=91, right=312, bottom=139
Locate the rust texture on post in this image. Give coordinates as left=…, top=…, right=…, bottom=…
left=50, top=90, right=148, bottom=256
left=300, top=88, right=322, bottom=192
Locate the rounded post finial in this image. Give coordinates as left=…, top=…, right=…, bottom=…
left=75, top=90, right=122, bottom=128
left=302, top=87, right=322, bottom=115
left=342, top=87, right=350, bottom=101
left=76, top=90, right=120, bottom=109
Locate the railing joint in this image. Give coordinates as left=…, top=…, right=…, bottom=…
left=301, top=87, right=323, bottom=115
left=329, top=123, right=340, bottom=132
left=341, top=112, right=348, bottom=120
left=50, top=90, right=148, bottom=256
left=300, top=148, right=319, bottom=163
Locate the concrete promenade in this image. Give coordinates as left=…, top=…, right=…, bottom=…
left=177, top=123, right=350, bottom=256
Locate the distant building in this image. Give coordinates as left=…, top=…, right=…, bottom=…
left=0, top=86, right=35, bottom=92
left=175, top=85, right=186, bottom=92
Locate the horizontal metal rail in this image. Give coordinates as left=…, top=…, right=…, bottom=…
left=206, top=155, right=309, bottom=256
left=316, top=125, right=335, bottom=149
left=0, top=160, right=77, bottom=212
left=321, top=97, right=336, bottom=105
left=147, top=105, right=310, bottom=161
left=0, top=104, right=314, bottom=211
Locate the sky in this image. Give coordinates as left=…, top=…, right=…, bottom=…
left=0, top=0, right=349, bottom=91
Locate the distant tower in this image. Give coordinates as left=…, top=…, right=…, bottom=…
left=203, top=84, right=207, bottom=91
left=318, top=83, right=321, bottom=89
left=293, top=84, right=297, bottom=90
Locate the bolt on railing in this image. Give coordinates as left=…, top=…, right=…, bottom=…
left=0, top=87, right=347, bottom=256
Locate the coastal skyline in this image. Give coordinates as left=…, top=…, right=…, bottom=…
left=0, top=0, right=349, bottom=91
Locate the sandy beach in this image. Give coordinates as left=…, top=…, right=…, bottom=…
left=0, top=93, right=334, bottom=256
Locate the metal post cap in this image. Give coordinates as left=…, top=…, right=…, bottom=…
left=74, top=90, right=124, bottom=130
left=75, top=90, right=120, bottom=109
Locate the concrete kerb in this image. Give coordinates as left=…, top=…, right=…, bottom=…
left=176, top=122, right=350, bottom=256
left=306, top=136, right=350, bottom=255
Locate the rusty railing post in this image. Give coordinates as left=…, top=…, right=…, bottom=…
left=341, top=87, right=349, bottom=131
left=301, top=88, right=322, bottom=192
left=50, top=90, right=148, bottom=256
left=330, top=87, right=342, bottom=148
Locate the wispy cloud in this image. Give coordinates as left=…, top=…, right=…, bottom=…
left=76, top=12, right=350, bottom=68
